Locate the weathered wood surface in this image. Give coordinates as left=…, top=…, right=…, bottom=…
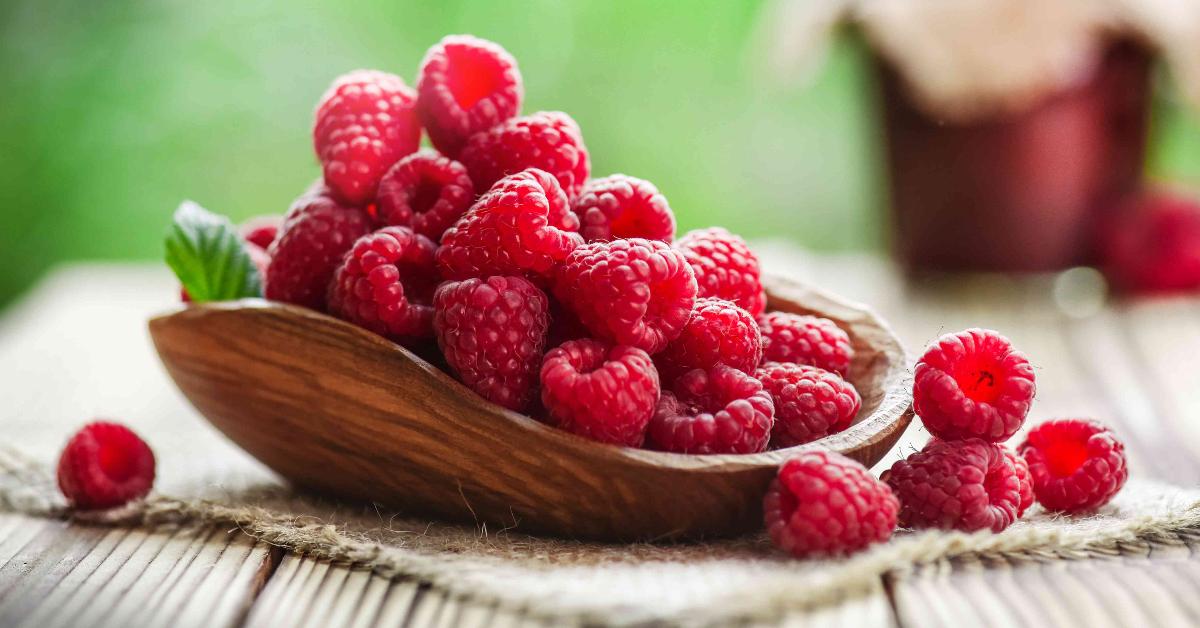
left=147, top=273, right=911, bottom=541
left=2, top=260, right=1200, bottom=627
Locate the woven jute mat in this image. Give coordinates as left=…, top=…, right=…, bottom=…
left=3, top=444, right=1199, bottom=626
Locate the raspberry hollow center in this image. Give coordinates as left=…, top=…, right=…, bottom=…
left=410, top=179, right=441, bottom=215
left=446, top=49, right=503, bottom=109
left=955, top=359, right=1003, bottom=404
left=1043, top=438, right=1089, bottom=477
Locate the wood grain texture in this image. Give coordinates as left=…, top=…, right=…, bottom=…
left=148, top=273, right=913, bottom=541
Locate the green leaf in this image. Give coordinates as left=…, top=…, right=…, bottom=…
left=164, top=201, right=262, bottom=302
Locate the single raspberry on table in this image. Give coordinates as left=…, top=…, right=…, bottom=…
left=656, top=298, right=761, bottom=383
left=553, top=238, right=697, bottom=354
left=765, top=451, right=898, bottom=557
left=313, top=70, right=420, bottom=205
left=265, top=192, right=373, bottom=310
left=757, top=312, right=853, bottom=377
left=57, top=421, right=156, bottom=510
left=757, top=362, right=860, bottom=448
left=1019, top=418, right=1127, bottom=513
left=645, top=364, right=775, bottom=454
left=882, top=438, right=1022, bottom=532
left=239, top=215, right=284, bottom=250
left=571, top=174, right=676, bottom=243
left=675, top=227, right=766, bottom=318
left=327, top=226, right=439, bottom=344
left=437, top=168, right=583, bottom=281
left=433, top=275, right=549, bottom=412
left=1096, top=191, right=1200, bottom=294
left=416, top=35, right=523, bottom=158
left=376, top=150, right=473, bottom=242
left=540, top=338, right=660, bottom=447
left=913, top=328, right=1036, bottom=442
left=459, top=111, right=590, bottom=200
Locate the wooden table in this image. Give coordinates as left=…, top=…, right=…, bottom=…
left=2, top=255, right=1200, bottom=627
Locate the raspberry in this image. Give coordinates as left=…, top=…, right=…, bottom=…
left=757, top=362, right=860, bottom=447
left=265, top=192, right=373, bottom=310
left=1006, top=446, right=1035, bottom=517
left=675, top=227, right=766, bottom=318
left=553, top=238, right=697, bottom=354
left=239, top=215, right=283, bottom=250
left=882, top=438, right=1021, bottom=532
left=416, top=35, right=523, bottom=158
left=656, top=298, right=761, bottom=383
left=912, top=328, right=1036, bottom=442
left=57, top=421, right=156, bottom=510
left=376, top=150, right=474, bottom=242
left=1097, top=191, right=1200, bottom=294
left=571, top=174, right=676, bottom=242
left=765, top=451, right=898, bottom=557
left=313, top=70, right=420, bottom=205
left=327, top=226, right=439, bottom=344
left=437, top=168, right=583, bottom=281
left=540, top=339, right=660, bottom=447
left=433, top=276, right=549, bottom=411
left=1019, top=418, right=1128, bottom=513
left=645, top=364, right=775, bottom=454
left=757, top=312, right=854, bottom=377
left=459, top=111, right=590, bottom=200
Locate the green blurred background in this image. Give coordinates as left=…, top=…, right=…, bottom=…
left=2, top=0, right=1199, bottom=308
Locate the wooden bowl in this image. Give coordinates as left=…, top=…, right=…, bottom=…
left=149, top=274, right=912, bottom=541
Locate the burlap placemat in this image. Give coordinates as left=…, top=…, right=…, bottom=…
left=3, top=445, right=1199, bottom=626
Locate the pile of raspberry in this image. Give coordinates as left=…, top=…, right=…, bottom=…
left=210, top=34, right=866, bottom=456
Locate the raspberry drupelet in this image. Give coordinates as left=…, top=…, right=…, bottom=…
left=883, top=438, right=1022, bottom=533
left=912, top=328, right=1036, bottom=442
left=376, top=151, right=474, bottom=242
left=313, top=70, right=421, bottom=205
left=540, top=339, right=660, bottom=447
left=1019, top=418, right=1127, bottom=513
left=674, top=227, right=766, bottom=318
left=656, top=298, right=762, bottom=383
left=459, top=111, right=591, bottom=200
left=57, top=421, right=156, bottom=510
left=327, top=226, right=440, bottom=344
left=239, top=215, right=284, bottom=250
left=571, top=174, right=676, bottom=243
left=433, top=276, right=549, bottom=412
left=553, top=238, right=698, bottom=355
left=645, top=364, right=775, bottom=454
left=757, top=362, right=860, bottom=448
left=266, top=191, right=373, bottom=311
left=757, top=312, right=853, bottom=377
left=416, top=35, right=523, bottom=158
left=437, top=168, right=583, bottom=281
left=765, top=451, right=899, bottom=557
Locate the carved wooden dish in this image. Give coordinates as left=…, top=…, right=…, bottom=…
left=149, top=274, right=912, bottom=541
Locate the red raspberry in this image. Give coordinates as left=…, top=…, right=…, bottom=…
left=327, top=226, right=439, bottom=344
left=239, top=215, right=283, bottom=250
left=571, top=174, right=676, bottom=243
left=313, top=70, right=420, bottom=205
left=433, top=276, right=549, bottom=411
left=757, top=312, right=853, bottom=377
left=57, top=421, right=156, bottom=510
left=437, top=168, right=582, bottom=281
left=540, top=339, right=660, bottom=447
left=553, top=238, right=697, bottom=354
left=1097, top=191, right=1200, bottom=294
left=913, top=328, right=1036, bottom=442
left=757, top=362, right=860, bottom=448
left=1019, top=419, right=1128, bottom=513
left=459, top=111, right=590, bottom=200
left=882, top=438, right=1021, bottom=532
left=265, top=192, right=373, bottom=310
left=765, top=451, right=898, bottom=557
left=675, top=227, right=766, bottom=318
left=1005, top=446, right=1035, bottom=517
left=416, top=35, right=523, bottom=158
left=656, top=298, right=761, bottom=383
left=645, top=364, right=775, bottom=454
left=376, top=150, right=473, bottom=242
